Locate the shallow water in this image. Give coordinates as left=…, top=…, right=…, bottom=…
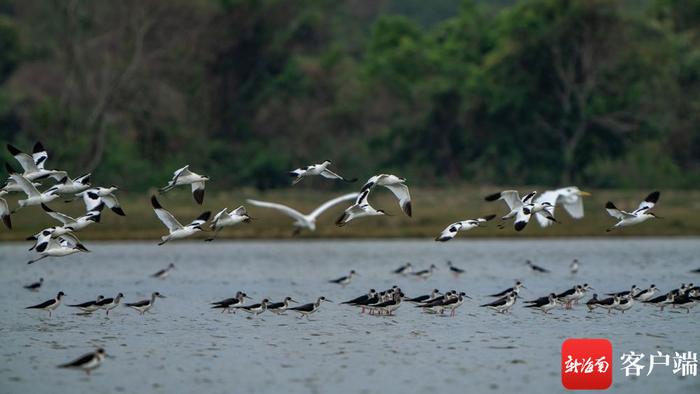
left=1, top=238, right=699, bottom=394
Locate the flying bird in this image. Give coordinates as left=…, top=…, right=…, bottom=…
left=335, top=189, right=388, bottom=226
left=160, top=165, right=209, bottom=204
left=79, top=187, right=126, bottom=216
left=206, top=206, right=252, bottom=241
left=151, top=263, right=175, bottom=279
left=485, top=190, right=556, bottom=231
left=47, top=173, right=91, bottom=196
left=6, top=142, right=66, bottom=181
left=151, top=196, right=210, bottom=245
left=435, top=215, right=496, bottom=241
left=534, top=187, right=590, bottom=227
left=329, top=270, right=357, bottom=287
left=248, top=193, right=357, bottom=234
left=41, top=203, right=102, bottom=232
left=27, top=232, right=89, bottom=264
left=8, top=173, right=60, bottom=212
left=360, top=174, right=412, bottom=217
left=605, top=191, right=661, bottom=232
left=24, top=277, right=44, bottom=291
left=289, top=160, right=357, bottom=185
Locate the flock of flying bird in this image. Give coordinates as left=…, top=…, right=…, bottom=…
left=1, top=142, right=694, bottom=376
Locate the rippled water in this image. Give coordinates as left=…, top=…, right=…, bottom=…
left=1, top=239, right=699, bottom=394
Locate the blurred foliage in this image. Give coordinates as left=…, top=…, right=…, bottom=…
left=0, top=0, right=698, bottom=190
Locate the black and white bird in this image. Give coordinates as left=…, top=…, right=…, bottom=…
left=342, top=289, right=377, bottom=306
left=481, top=292, right=517, bottom=314
left=367, top=290, right=405, bottom=316
left=605, top=191, right=661, bottom=232
left=95, top=293, right=124, bottom=316
left=125, top=292, right=166, bottom=315
left=248, top=193, right=357, bottom=234
left=606, top=285, right=639, bottom=298
left=534, top=187, right=591, bottom=227
left=240, top=299, right=270, bottom=316
left=524, top=293, right=558, bottom=314
left=1, top=173, right=42, bottom=196
left=267, top=297, right=298, bottom=315
left=586, top=294, right=600, bottom=312
left=329, top=270, right=357, bottom=287
left=41, top=203, right=102, bottom=232
left=58, top=348, right=108, bottom=375
left=633, top=285, right=658, bottom=302
left=485, top=190, right=557, bottom=231
left=412, top=264, right=437, bottom=280
left=289, top=160, right=357, bottom=185
left=570, top=259, right=580, bottom=275
left=671, top=289, right=699, bottom=313
left=596, top=295, right=621, bottom=314
left=24, top=277, right=44, bottom=291
left=614, top=295, right=635, bottom=313
left=151, top=263, right=175, bottom=279
left=335, top=189, right=389, bottom=226
left=211, top=291, right=250, bottom=313
left=6, top=142, right=66, bottom=181
left=644, top=292, right=675, bottom=311
left=27, top=231, right=89, bottom=264
left=160, top=165, right=210, bottom=204
left=392, top=262, right=412, bottom=276
left=526, top=260, right=550, bottom=273
left=446, top=261, right=465, bottom=277
left=46, top=173, right=91, bottom=196
left=68, top=295, right=105, bottom=314
left=8, top=173, right=60, bottom=211
left=26, top=291, right=64, bottom=317
left=206, top=206, right=252, bottom=241
left=79, top=187, right=126, bottom=216
left=489, top=280, right=525, bottom=297
left=288, top=296, right=332, bottom=319
left=405, top=289, right=441, bottom=305
left=359, top=174, right=412, bottom=217
left=0, top=196, right=11, bottom=229
left=435, top=215, right=496, bottom=242
left=151, top=196, right=210, bottom=245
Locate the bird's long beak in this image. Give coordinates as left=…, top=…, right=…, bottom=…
left=464, top=295, right=472, bottom=299
left=245, top=295, right=252, bottom=299
left=105, top=354, right=116, bottom=359
left=577, top=191, right=591, bottom=196
left=325, top=299, right=333, bottom=303
left=290, top=299, right=298, bottom=304
left=521, top=285, right=527, bottom=289
left=588, top=286, right=595, bottom=290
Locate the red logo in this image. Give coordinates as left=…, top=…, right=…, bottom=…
left=562, top=338, right=613, bottom=390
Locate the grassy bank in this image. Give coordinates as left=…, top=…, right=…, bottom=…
left=1, top=186, right=699, bottom=241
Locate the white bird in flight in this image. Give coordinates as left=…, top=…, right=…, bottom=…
left=360, top=174, right=412, bottom=217
left=485, top=190, right=556, bottom=231
left=41, top=203, right=102, bottom=232
left=160, top=165, right=209, bottom=205
left=9, top=173, right=60, bottom=212
left=288, top=160, right=357, bottom=185
left=46, top=173, right=91, bottom=196
left=27, top=231, right=89, bottom=264
left=6, top=142, right=66, bottom=181
left=151, top=196, right=211, bottom=245
left=605, top=191, right=661, bottom=232
left=1, top=172, right=42, bottom=196
left=435, top=214, right=496, bottom=242
left=79, top=187, right=126, bottom=216
left=335, top=189, right=388, bottom=227
left=248, top=193, right=357, bottom=235
left=206, top=206, right=252, bottom=241
left=534, top=187, right=590, bottom=227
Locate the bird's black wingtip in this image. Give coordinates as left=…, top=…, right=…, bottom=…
left=150, top=195, right=162, bottom=209
left=484, top=192, right=501, bottom=202
left=403, top=201, right=412, bottom=217
left=193, top=188, right=205, bottom=205
left=111, top=207, right=126, bottom=216
left=6, top=144, right=21, bottom=156
left=514, top=221, right=527, bottom=231
left=344, top=177, right=358, bottom=183
left=645, top=191, right=660, bottom=204
left=41, top=203, right=53, bottom=212
left=197, top=211, right=211, bottom=222
left=483, top=214, right=497, bottom=221
left=605, top=201, right=616, bottom=209
left=33, top=141, right=45, bottom=153
left=2, top=214, right=11, bottom=230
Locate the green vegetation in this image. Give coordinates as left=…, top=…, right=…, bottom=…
left=0, top=0, right=698, bottom=192
left=1, top=187, right=698, bottom=241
